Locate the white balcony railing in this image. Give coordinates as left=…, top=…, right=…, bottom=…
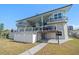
left=11, top=26, right=57, bottom=33
left=16, top=24, right=56, bottom=32
left=48, top=16, right=68, bottom=23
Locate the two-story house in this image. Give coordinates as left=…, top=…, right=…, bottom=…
left=10, top=4, right=72, bottom=43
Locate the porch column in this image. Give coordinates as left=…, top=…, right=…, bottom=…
left=41, top=15, right=44, bottom=32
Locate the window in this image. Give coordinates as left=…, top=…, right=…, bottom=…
left=54, top=13, right=62, bottom=19
left=58, top=13, right=62, bottom=18
left=54, top=14, right=58, bottom=19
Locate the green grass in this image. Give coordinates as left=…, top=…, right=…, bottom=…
left=35, top=38, right=79, bottom=55
left=0, top=38, right=36, bottom=55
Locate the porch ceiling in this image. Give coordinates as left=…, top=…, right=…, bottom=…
left=27, top=13, right=52, bottom=23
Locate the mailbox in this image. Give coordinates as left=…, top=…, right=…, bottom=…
left=56, top=31, right=62, bottom=36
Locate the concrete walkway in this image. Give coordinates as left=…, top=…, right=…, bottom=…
left=20, top=43, right=47, bottom=55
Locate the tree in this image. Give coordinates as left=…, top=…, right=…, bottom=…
left=0, top=23, right=4, bottom=30
left=0, top=23, right=10, bottom=39
left=0, top=23, right=4, bottom=38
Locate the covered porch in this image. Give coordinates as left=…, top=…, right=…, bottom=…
left=37, top=30, right=63, bottom=43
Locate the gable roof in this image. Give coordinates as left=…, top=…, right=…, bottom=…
left=17, top=4, right=73, bottom=22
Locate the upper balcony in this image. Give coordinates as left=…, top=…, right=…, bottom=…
left=47, top=16, right=68, bottom=24
left=16, top=21, right=31, bottom=27
left=15, top=26, right=56, bottom=33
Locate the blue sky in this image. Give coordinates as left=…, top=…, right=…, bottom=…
left=0, top=4, right=79, bottom=29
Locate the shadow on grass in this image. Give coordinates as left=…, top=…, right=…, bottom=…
left=9, top=40, right=32, bottom=44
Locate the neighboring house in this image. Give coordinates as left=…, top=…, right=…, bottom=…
left=10, top=4, right=72, bottom=43
left=68, top=26, right=73, bottom=36
left=68, top=26, right=73, bottom=31
left=70, top=29, right=79, bottom=38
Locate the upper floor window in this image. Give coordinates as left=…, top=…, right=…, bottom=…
left=58, top=13, right=62, bottom=18
left=54, top=13, right=62, bottom=19
left=54, top=14, right=58, bottom=19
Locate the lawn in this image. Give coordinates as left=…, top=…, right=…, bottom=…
left=35, top=38, right=79, bottom=55
left=0, top=38, right=36, bottom=55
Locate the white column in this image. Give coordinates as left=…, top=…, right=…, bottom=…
left=64, top=23, right=68, bottom=40
left=41, top=16, right=43, bottom=32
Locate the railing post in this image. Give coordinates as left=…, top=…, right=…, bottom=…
left=41, top=16, right=43, bottom=32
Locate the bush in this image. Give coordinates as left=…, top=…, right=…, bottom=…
left=37, top=39, right=43, bottom=43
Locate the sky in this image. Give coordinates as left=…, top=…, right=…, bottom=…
left=0, top=4, right=79, bottom=30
